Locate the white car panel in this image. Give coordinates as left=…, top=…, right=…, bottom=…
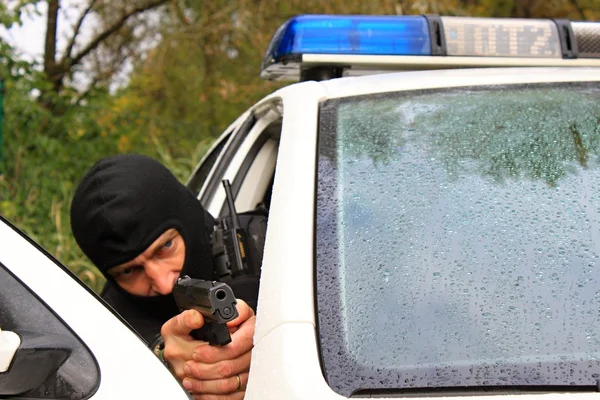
left=247, top=323, right=344, bottom=400
left=301, top=53, right=600, bottom=71
left=319, top=67, right=600, bottom=99
left=0, top=222, right=190, bottom=399
left=253, top=81, right=326, bottom=343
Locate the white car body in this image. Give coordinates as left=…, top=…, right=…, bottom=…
left=191, top=67, right=600, bottom=399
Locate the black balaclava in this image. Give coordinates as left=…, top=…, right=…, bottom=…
left=70, top=154, right=215, bottom=343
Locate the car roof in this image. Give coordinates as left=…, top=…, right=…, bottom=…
left=270, top=67, right=600, bottom=101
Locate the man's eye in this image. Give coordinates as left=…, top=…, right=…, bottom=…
left=155, top=239, right=175, bottom=258
left=116, top=266, right=142, bottom=279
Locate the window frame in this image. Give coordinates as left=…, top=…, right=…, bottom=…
left=186, top=129, right=233, bottom=197
left=199, top=99, right=283, bottom=217
left=199, top=114, right=257, bottom=208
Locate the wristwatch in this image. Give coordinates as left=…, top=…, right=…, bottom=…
left=150, top=335, right=169, bottom=367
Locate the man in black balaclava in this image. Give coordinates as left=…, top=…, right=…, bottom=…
left=70, top=154, right=255, bottom=398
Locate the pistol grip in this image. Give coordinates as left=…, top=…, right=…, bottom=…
left=191, top=323, right=232, bottom=346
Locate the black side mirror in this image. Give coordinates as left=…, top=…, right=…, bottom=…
left=0, top=331, right=74, bottom=396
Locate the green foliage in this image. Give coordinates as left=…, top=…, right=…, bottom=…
left=0, top=34, right=117, bottom=291
left=0, top=72, right=119, bottom=291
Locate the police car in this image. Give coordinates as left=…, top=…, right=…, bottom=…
left=3, top=14, right=600, bottom=400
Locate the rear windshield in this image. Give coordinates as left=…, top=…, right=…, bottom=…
left=316, top=82, right=600, bottom=396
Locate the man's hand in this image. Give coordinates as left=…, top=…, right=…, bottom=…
left=161, top=299, right=255, bottom=400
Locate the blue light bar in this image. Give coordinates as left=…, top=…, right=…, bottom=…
left=261, top=15, right=600, bottom=81
left=261, top=15, right=431, bottom=70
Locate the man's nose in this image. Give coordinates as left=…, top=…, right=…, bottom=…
left=145, top=262, right=178, bottom=295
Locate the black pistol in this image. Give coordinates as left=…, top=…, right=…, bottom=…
left=172, top=276, right=239, bottom=346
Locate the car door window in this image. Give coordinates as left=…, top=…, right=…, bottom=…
left=187, top=130, right=232, bottom=196
left=197, top=100, right=282, bottom=217
left=0, top=263, right=99, bottom=399
left=199, top=115, right=257, bottom=208
left=222, top=118, right=281, bottom=215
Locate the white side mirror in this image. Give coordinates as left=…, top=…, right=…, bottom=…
left=0, top=327, right=21, bottom=372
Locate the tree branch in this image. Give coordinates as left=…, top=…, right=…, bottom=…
left=68, top=0, right=168, bottom=68
left=44, top=0, right=59, bottom=74
left=65, top=0, right=100, bottom=60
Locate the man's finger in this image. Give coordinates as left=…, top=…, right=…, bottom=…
left=185, top=351, right=252, bottom=380
left=226, top=299, right=254, bottom=328
left=161, top=309, right=205, bottom=337
left=183, top=372, right=248, bottom=395
left=193, top=316, right=255, bottom=364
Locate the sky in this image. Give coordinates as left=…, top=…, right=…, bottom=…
left=1, top=0, right=94, bottom=62
left=0, top=0, right=136, bottom=91
left=1, top=1, right=49, bottom=62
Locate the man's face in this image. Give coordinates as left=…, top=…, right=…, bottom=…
left=107, top=229, right=185, bottom=296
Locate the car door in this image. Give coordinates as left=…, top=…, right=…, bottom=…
left=0, top=216, right=190, bottom=399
